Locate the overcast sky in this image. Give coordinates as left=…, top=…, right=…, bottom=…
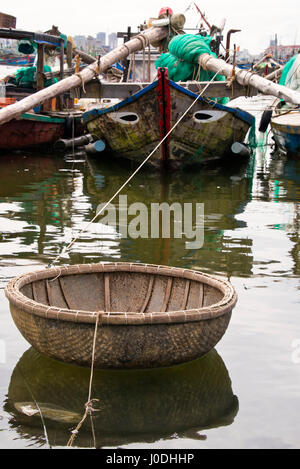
left=2, top=0, right=299, bottom=54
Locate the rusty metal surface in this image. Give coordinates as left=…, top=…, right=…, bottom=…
left=0, top=117, right=65, bottom=150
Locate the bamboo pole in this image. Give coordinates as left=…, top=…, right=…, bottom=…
left=66, top=41, right=73, bottom=68
left=0, top=26, right=168, bottom=126
left=36, top=43, right=45, bottom=91
left=198, top=53, right=300, bottom=105
left=2, top=26, right=299, bottom=125
left=252, top=54, right=269, bottom=70
left=73, top=48, right=96, bottom=65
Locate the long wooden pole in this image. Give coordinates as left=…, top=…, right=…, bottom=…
left=73, top=48, right=96, bottom=65
left=1, top=27, right=300, bottom=125
left=0, top=27, right=168, bottom=125
left=198, top=53, right=300, bottom=105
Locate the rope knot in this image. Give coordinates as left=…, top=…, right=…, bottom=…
left=75, top=72, right=86, bottom=94
left=200, top=54, right=212, bottom=71
left=84, top=399, right=101, bottom=414
left=134, top=33, right=150, bottom=49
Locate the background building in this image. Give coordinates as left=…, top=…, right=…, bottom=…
left=265, top=35, right=300, bottom=62
left=96, top=32, right=106, bottom=46
left=236, top=49, right=254, bottom=65
left=108, top=33, right=117, bottom=51
left=73, top=32, right=114, bottom=55
left=73, top=35, right=87, bottom=51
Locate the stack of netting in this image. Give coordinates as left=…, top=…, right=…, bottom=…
left=155, top=34, right=228, bottom=104
left=12, top=65, right=57, bottom=88
left=280, top=53, right=300, bottom=92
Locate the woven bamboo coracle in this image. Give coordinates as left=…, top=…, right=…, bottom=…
left=5, top=262, right=237, bottom=369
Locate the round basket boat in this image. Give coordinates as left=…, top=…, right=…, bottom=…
left=5, top=262, right=237, bottom=369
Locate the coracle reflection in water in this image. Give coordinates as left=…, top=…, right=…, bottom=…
left=5, top=347, right=238, bottom=448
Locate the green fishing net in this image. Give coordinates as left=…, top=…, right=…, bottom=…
left=155, top=34, right=229, bottom=104
left=280, top=53, right=300, bottom=92
left=13, top=65, right=58, bottom=88
left=280, top=55, right=297, bottom=87
left=247, top=122, right=257, bottom=149
left=59, top=34, right=68, bottom=50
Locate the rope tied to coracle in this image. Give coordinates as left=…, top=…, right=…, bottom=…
left=67, top=398, right=100, bottom=447
left=67, top=311, right=102, bottom=447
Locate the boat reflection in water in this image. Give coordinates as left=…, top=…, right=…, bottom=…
left=5, top=347, right=238, bottom=448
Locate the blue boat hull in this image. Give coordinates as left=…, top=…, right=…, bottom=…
left=272, top=128, right=300, bottom=154
left=271, top=108, right=300, bottom=156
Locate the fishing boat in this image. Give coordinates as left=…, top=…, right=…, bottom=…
left=2, top=16, right=299, bottom=158
left=82, top=67, right=255, bottom=168
left=0, top=27, right=83, bottom=151
left=0, top=54, right=35, bottom=66
left=266, top=54, right=300, bottom=156
left=0, top=105, right=70, bottom=151
left=270, top=100, right=300, bottom=156
left=5, top=262, right=237, bottom=369
left=0, top=95, right=83, bottom=151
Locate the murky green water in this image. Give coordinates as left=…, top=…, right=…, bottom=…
left=0, top=96, right=299, bottom=449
